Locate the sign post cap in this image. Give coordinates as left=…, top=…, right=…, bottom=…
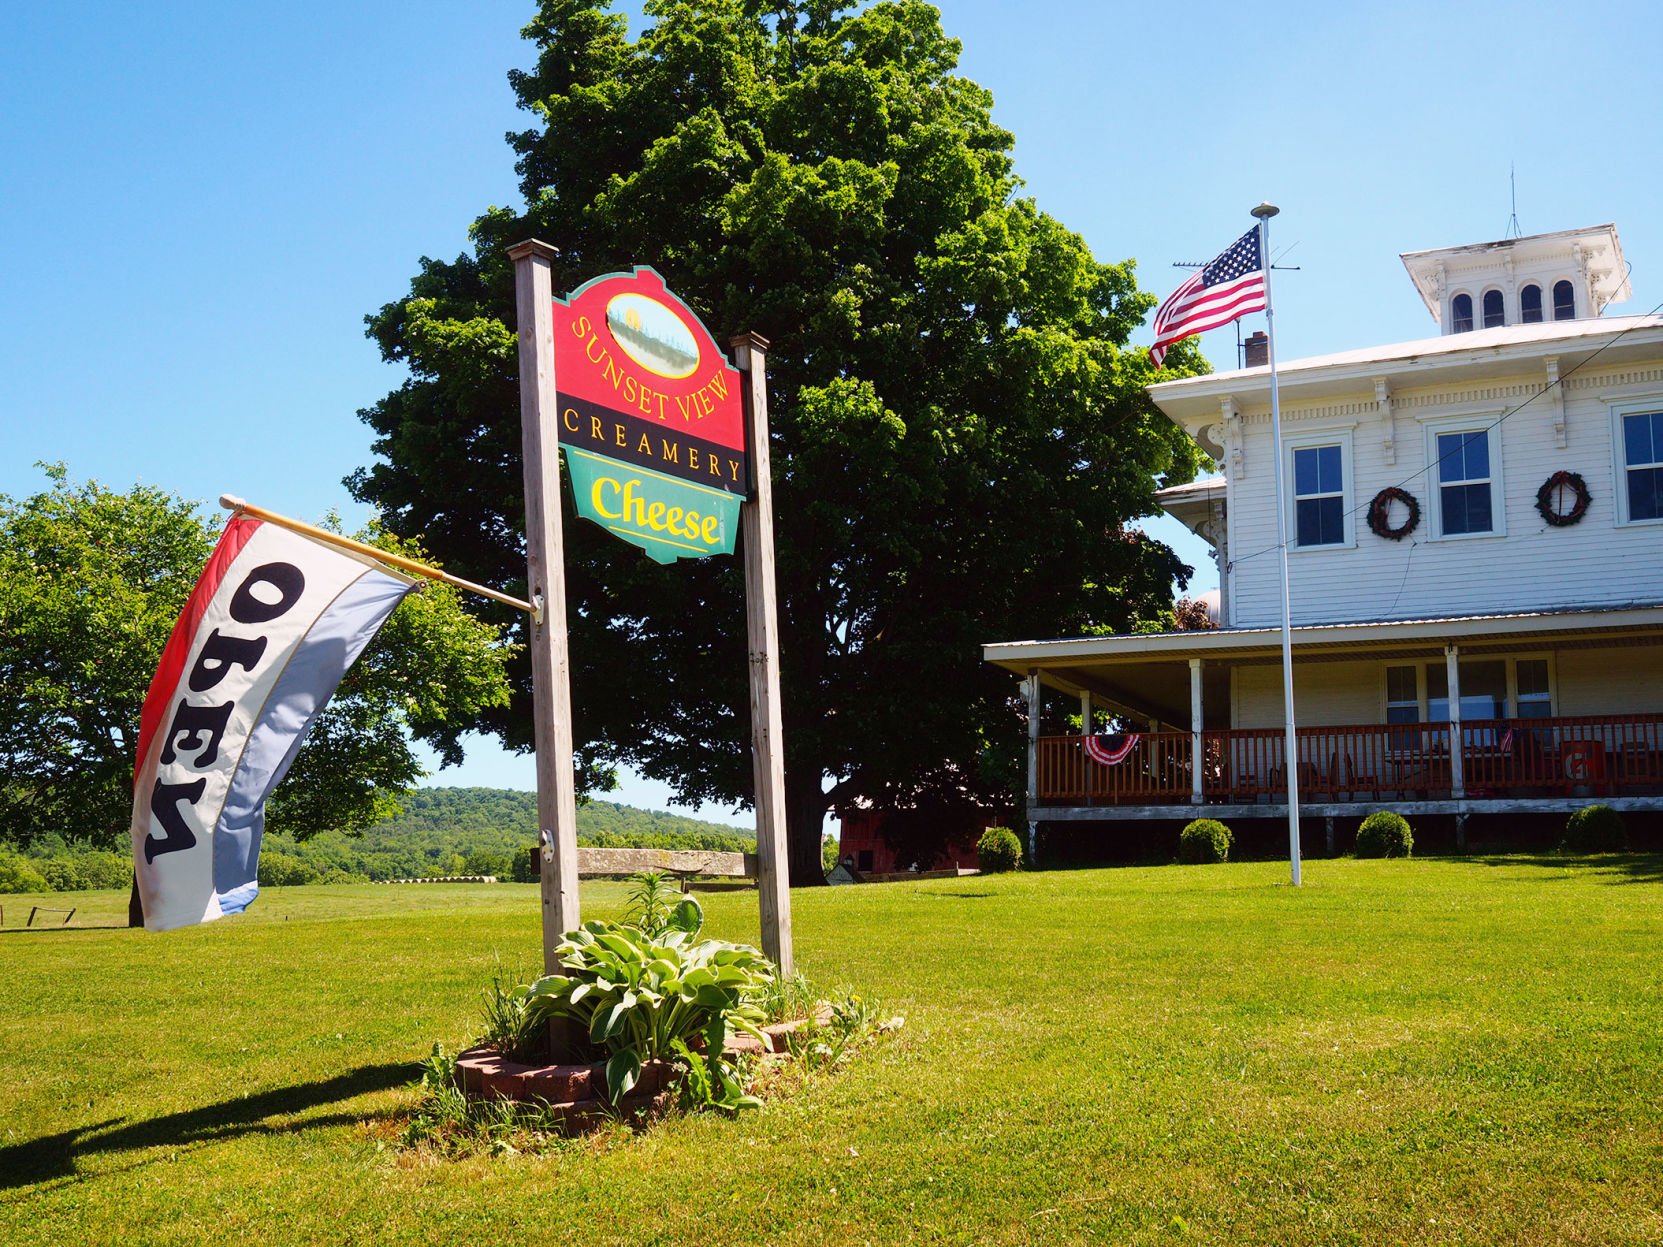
left=506, top=239, right=561, bottom=263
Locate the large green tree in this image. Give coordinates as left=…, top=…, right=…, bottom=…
left=0, top=465, right=514, bottom=850
left=351, top=0, right=1207, bottom=883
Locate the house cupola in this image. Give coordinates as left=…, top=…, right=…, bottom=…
left=1400, top=224, right=1630, bottom=336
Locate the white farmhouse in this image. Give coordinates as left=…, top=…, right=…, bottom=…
left=985, top=223, right=1662, bottom=850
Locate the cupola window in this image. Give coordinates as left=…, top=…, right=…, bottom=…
left=1520, top=284, right=1543, bottom=323
left=1451, top=293, right=1474, bottom=333
left=1482, top=290, right=1505, bottom=328
left=1552, top=280, right=1575, bottom=320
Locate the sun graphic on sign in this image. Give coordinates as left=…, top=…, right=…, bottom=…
left=606, top=292, right=701, bottom=379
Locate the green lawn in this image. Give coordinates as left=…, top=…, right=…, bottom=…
left=3, top=857, right=1662, bottom=1245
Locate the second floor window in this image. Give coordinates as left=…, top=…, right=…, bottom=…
left=1623, top=410, right=1663, bottom=521
left=1293, top=444, right=1344, bottom=546
left=1436, top=430, right=1493, bottom=535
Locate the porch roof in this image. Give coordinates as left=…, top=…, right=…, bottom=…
left=983, top=603, right=1663, bottom=724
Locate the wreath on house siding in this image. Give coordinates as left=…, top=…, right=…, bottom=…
left=1535, top=470, right=1591, bottom=527
left=1366, top=486, right=1421, bottom=540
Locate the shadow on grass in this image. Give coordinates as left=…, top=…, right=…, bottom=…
left=0, top=1061, right=415, bottom=1190
left=1462, top=852, right=1663, bottom=884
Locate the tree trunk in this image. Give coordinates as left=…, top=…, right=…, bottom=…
left=784, top=766, right=831, bottom=886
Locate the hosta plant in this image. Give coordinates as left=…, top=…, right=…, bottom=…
left=528, top=913, right=776, bottom=1108
left=624, top=873, right=705, bottom=941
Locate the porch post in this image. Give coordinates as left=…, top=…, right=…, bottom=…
left=1026, top=671, right=1042, bottom=858
left=1189, top=658, right=1204, bottom=805
left=1080, top=690, right=1094, bottom=803
left=1445, top=645, right=1465, bottom=800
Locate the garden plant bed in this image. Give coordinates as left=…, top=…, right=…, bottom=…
left=454, top=1045, right=676, bottom=1124
left=455, top=1006, right=836, bottom=1121
left=722, top=1005, right=834, bottom=1057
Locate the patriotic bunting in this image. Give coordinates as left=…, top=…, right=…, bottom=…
left=1084, top=733, right=1140, bottom=767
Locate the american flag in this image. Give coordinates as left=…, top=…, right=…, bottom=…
left=1148, top=227, right=1267, bottom=368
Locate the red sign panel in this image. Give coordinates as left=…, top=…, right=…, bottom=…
left=553, top=267, right=749, bottom=498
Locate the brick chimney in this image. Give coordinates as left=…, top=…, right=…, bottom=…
left=1243, top=331, right=1269, bottom=368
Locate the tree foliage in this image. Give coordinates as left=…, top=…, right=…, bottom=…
left=0, top=466, right=514, bottom=850
left=350, top=0, right=1207, bottom=882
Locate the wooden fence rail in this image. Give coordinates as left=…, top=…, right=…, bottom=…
left=1042, top=713, right=1663, bottom=805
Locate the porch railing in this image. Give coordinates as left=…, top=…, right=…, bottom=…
left=1040, top=714, right=1663, bottom=806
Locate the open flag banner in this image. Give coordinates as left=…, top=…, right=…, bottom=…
left=129, top=515, right=415, bottom=931
left=1084, top=734, right=1140, bottom=767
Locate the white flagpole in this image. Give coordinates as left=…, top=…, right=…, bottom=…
left=1252, top=201, right=1302, bottom=887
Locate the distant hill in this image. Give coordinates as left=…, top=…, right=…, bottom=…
left=259, top=787, right=755, bottom=883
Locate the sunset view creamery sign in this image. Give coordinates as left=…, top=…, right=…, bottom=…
left=554, top=268, right=748, bottom=563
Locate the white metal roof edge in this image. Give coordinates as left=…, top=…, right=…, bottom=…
left=984, top=602, right=1663, bottom=667
left=1153, top=475, right=1226, bottom=501
left=1147, top=315, right=1663, bottom=397
left=1397, top=223, right=1620, bottom=262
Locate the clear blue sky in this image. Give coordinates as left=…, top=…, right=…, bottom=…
left=6, top=1, right=1662, bottom=823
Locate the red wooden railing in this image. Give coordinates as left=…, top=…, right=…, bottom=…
left=1041, top=714, right=1663, bottom=806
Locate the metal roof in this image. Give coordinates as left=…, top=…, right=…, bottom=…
left=986, top=601, right=1663, bottom=667
left=1149, top=315, right=1663, bottom=396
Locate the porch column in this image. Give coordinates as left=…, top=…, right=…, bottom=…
left=1026, top=671, right=1042, bottom=858
left=1080, top=690, right=1094, bottom=804
left=1445, top=645, right=1465, bottom=799
left=1189, top=658, right=1204, bottom=805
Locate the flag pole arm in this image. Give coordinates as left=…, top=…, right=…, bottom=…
left=219, top=495, right=536, bottom=616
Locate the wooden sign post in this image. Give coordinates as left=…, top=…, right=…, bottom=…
left=509, top=245, right=792, bottom=976
left=507, top=239, right=583, bottom=971
left=731, top=333, right=793, bottom=975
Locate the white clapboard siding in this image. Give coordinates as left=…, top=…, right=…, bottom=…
left=1226, top=361, right=1663, bottom=629
left=1233, top=660, right=1379, bottom=728
left=1555, top=648, right=1663, bottom=716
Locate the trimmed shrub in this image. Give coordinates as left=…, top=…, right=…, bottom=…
left=1355, top=811, right=1413, bottom=858
left=0, top=853, right=49, bottom=895
left=977, top=827, right=1023, bottom=873
left=1178, top=818, right=1232, bottom=865
left=1561, top=805, right=1628, bottom=854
